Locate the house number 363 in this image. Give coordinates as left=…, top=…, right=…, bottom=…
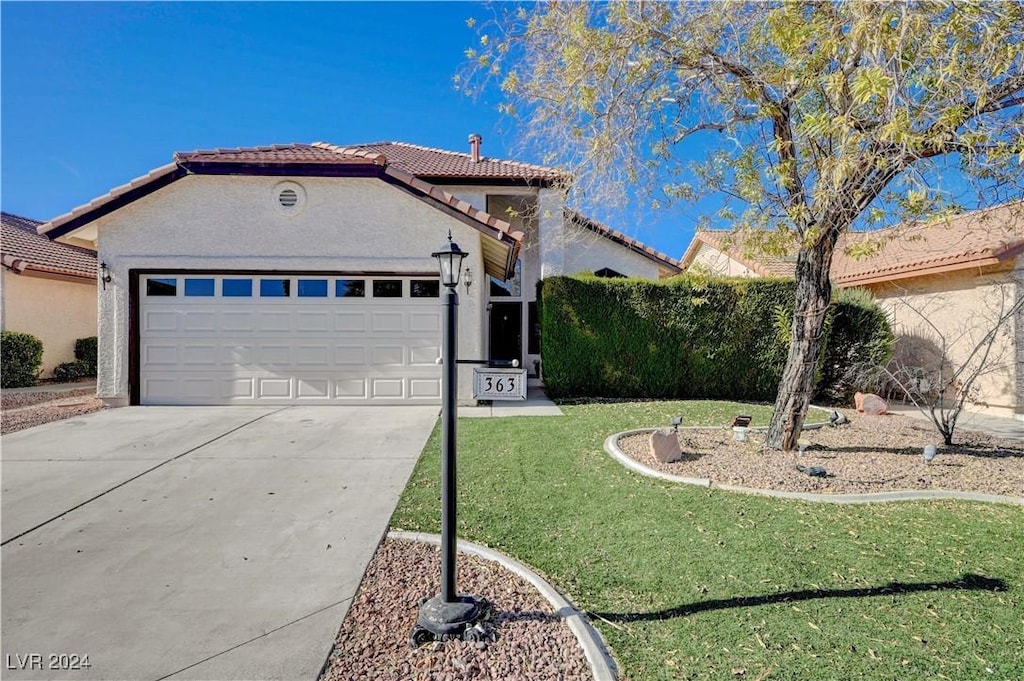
left=484, top=376, right=515, bottom=392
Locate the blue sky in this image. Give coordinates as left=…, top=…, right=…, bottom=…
left=1, top=1, right=697, bottom=258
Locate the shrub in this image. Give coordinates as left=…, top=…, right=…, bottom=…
left=538, top=275, right=893, bottom=403
left=1, top=330, right=44, bottom=388
left=52, top=360, right=92, bottom=382
left=815, top=289, right=895, bottom=404
left=74, top=336, right=98, bottom=375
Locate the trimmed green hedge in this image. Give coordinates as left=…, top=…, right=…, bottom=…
left=53, top=360, right=92, bottom=382
left=538, top=275, right=892, bottom=403
left=1, top=330, right=44, bottom=388
left=75, top=336, right=98, bottom=375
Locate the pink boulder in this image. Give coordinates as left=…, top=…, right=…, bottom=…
left=854, top=391, right=888, bottom=415
left=649, top=428, right=683, bottom=463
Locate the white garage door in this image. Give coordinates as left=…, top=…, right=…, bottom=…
left=138, top=274, right=442, bottom=405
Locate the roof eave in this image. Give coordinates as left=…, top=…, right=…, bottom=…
left=417, top=175, right=560, bottom=189
left=39, top=164, right=186, bottom=240
left=1, top=255, right=95, bottom=281
left=568, top=210, right=682, bottom=273
left=834, top=254, right=1010, bottom=287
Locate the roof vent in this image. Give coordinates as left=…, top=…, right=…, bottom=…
left=272, top=181, right=306, bottom=216
left=468, top=133, right=482, bottom=163
left=278, top=188, right=299, bottom=208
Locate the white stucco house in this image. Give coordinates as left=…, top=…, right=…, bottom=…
left=679, top=202, right=1024, bottom=420
left=2, top=212, right=97, bottom=377
left=37, top=138, right=679, bottom=406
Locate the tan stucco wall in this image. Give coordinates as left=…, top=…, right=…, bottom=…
left=866, top=263, right=1021, bottom=418
left=0, top=268, right=97, bottom=378
left=689, top=243, right=759, bottom=277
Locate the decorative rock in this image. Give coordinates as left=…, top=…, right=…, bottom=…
left=649, top=428, right=683, bottom=463
left=854, top=392, right=889, bottom=415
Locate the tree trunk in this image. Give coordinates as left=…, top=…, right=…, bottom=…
left=766, top=235, right=839, bottom=450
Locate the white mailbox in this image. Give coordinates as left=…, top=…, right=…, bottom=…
left=472, top=368, right=527, bottom=401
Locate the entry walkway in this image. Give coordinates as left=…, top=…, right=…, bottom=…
left=460, top=386, right=563, bottom=418
left=885, top=404, right=1023, bottom=441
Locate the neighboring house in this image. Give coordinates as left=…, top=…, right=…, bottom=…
left=679, top=202, right=1024, bottom=420
left=1, top=211, right=98, bottom=378
left=37, top=138, right=679, bottom=406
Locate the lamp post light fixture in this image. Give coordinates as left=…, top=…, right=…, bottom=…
left=411, top=233, right=491, bottom=647
left=463, top=265, right=473, bottom=293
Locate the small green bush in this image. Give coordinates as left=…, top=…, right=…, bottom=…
left=52, top=360, right=92, bottom=382
left=74, top=336, right=98, bottom=375
left=815, top=289, right=895, bottom=404
left=538, top=275, right=893, bottom=403
left=1, top=330, right=44, bottom=388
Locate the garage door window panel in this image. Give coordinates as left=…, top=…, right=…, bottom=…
left=373, top=280, right=403, bottom=298
left=223, top=279, right=253, bottom=297
left=336, top=279, right=365, bottom=298
left=260, top=279, right=291, bottom=297
left=298, top=279, right=328, bottom=297
left=147, top=278, right=177, bottom=296
left=410, top=280, right=440, bottom=298
left=184, top=278, right=215, bottom=296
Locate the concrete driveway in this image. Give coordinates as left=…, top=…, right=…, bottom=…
left=1, top=405, right=438, bottom=680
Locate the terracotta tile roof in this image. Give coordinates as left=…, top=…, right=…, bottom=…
left=41, top=162, right=182, bottom=239
left=175, top=143, right=386, bottom=166
left=680, top=201, right=1024, bottom=285
left=832, top=202, right=1024, bottom=285
left=566, top=210, right=682, bottom=274
left=1, top=211, right=96, bottom=280
left=683, top=230, right=798, bottom=277
left=318, top=141, right=564, bottom=184
left=171, top=141, right=562, bottom=183
left=36, top=142, right=525, bottom=280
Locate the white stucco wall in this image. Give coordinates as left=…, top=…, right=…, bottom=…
left=538, top=188, right=567, bottom=278
left=563, top=228, right=663, bottom=279
left=867, top=265, right=1021, bottom=418
left=0, top=269, right=97, bottom=377
left=90, top=175, right=490, bottom=404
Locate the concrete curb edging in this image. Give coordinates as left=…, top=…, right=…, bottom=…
left=605, top=430, right=1024, bottom=506
left=388, top=530, right=618, bottom=681
left=605, top=430, right=712, bottom=487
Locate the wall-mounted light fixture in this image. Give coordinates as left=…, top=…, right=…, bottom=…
left=100, top=262, right=112, bottom=290
left=463, top=266, right=473, bottom=293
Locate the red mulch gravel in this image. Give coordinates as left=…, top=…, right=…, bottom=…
left=319, top=539, right=593, bottom=681
left=1, top=391, right=104, bottom=434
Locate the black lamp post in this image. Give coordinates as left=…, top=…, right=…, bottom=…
left=410, top=233, right=491, bottom=647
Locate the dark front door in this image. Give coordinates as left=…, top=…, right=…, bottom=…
left=489, top=302, right=522, bottom=364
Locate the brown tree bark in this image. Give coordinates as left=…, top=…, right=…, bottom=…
left=765, top=230, right=840, bottom=451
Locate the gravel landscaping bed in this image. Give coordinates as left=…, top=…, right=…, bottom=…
left=320, top=538, right=592, bottom=681
left=1, top=389, right=104, bottom=434
left=617, top=410, right=1023, bottom=497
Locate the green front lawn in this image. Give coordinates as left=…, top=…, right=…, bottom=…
left=392, top=401, right=1023, bottom=680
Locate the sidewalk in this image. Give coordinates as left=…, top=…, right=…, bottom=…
left=886, top=404, right=1023, bottom=441
left=2, top=380, right=96, bottom=395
